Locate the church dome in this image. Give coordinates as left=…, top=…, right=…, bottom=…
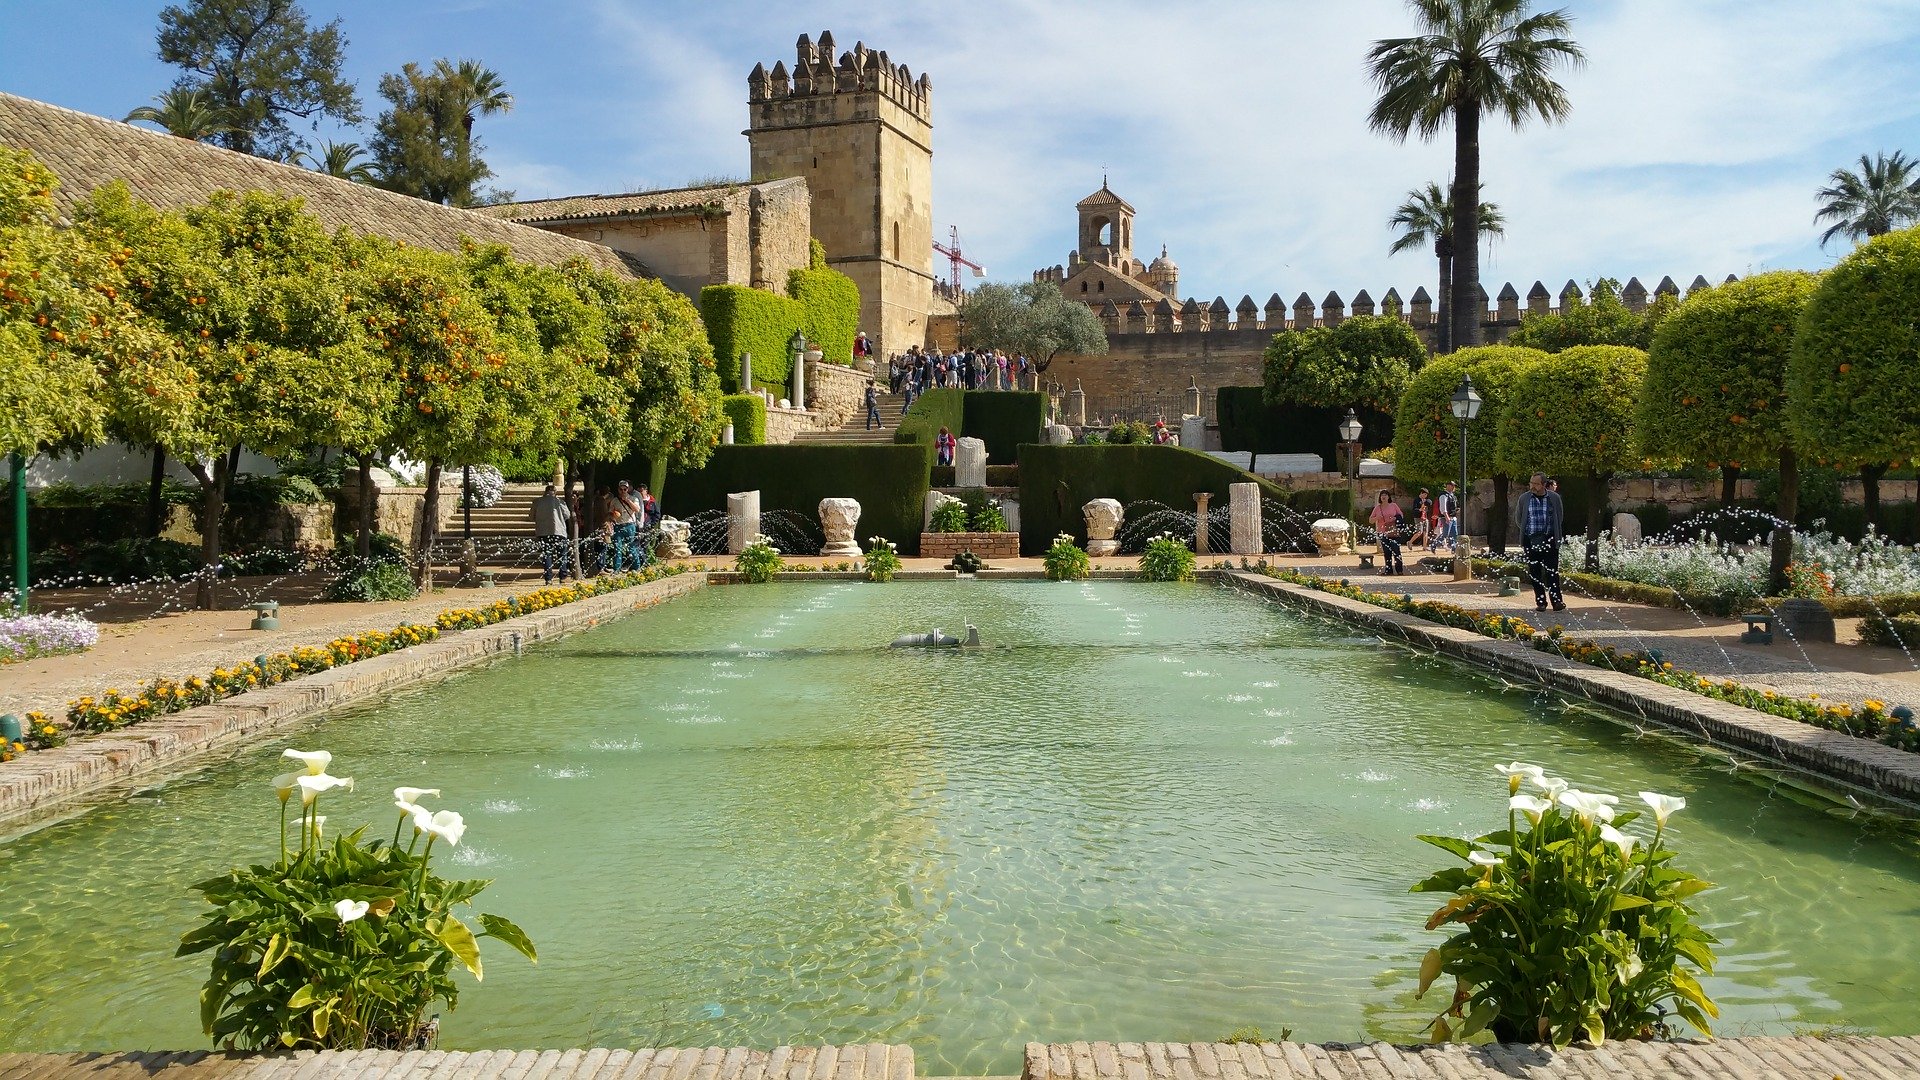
left=1149, top=245, right=1177, bottom=272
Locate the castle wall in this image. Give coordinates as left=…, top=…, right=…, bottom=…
left=538, top=211, right=730, bottom=302
left=750, top=177, right=813, bottom=290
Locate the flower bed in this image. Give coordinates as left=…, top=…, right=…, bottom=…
left=1, top=566, right=691, bottom=766
left=0, top=613, right=100, bottom=664
left=1259, top=567, right=1920, bottom=754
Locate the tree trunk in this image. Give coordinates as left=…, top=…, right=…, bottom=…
left=1488, top=473, right=1511, bottom=556
left=184, top=450, right=233, bottom=611
left=565, top=458, right=584, bottom=580
left=146, top=447, right=167, bottom=537
left=416, top=460, right=443, bottom=589
left=354, top=452, right=376, bottom=557
left=1861, top=463, right=1888, bottom=531
left=1719, top=464, right=1740, bottom=507
left=1450, top=102, right=1484, bottom=351
left=1585, top=470, right=1610, bottom=573
left=1769, top=445, right=1799, bottom=595
left=1434, top=237, right=1454, bottom=354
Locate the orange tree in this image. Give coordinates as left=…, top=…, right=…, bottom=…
left=1494, top=345, right=1646, bottom=565
left=1642, top=272, right=1819, bottom=590
left=76, top=185, right=376, bottom=607
left=1393, top=344, right=1547, bottom=553
left=1787, top=228, right=1920, bottom=539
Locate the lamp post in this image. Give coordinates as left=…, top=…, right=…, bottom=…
left=10, top=453, right=25, bottom=614
left=788, top=329, right=807, bottom=409
left=1338, top=408, right=1363, bottom=553
left=1449, top=375, right=1483, bottom=581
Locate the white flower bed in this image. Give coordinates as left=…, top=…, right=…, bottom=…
left=1561, top=529, right=1920, bottom=599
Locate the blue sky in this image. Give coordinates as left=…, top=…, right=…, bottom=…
left=6, top=0, right=1920, bottom=304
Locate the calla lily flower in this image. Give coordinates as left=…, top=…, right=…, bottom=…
left=395, top=799, right=424, bottom=819
left=1639, top=791, right=1687, bottom=827
left=1496, top=762, right=1546, bottom=794
left=283, top=749, right=332, bottom=775
left=1467, top=849, right=1502, bottom=867
left=1557, top=789, right=1615, bottom=824
left=272, top=772, right=302, bottom=803
left=413, top=808, right=466, bottom=847
left=394, top=786, right=440, bottom=805
left=311, top=815, right=325, bottom=838
left=1598, top=823, right=1636, bottom=860
left=1533, top=775, right=1568, bottom=799
left=296, top=773, right=353, bottom=806
left=1509, top=794, right=1552, bottom=822
left=334, top=898, right=369, bottom=923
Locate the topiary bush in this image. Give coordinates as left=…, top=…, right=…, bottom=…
left=721, top=394, right=768, bottom=444
left=1017, top=444, right=1307, bottom=554
left=787, top=263, right=861, bottom=368
left=1787, top=227, right=1920, bottom=475
left=700, top=284, right=803, bottom=393
left=322, top=559, right=418, bottom=602
left=962, top=391, right=1047, bottom=464
left=662, top=443, right=932, bottom=554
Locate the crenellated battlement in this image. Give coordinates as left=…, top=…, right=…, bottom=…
left=747, top=31, right=932, bottom=126
left=1084, top=273, right=1731, bottom=339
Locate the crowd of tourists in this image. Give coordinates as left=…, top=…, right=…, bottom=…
left=1364, top=472, right=1566, bottom=612
left=886, top=346, right=1036, bottom=406
left=528, top=479, right=662, bottom=585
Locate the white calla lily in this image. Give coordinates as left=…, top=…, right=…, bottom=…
left=1557, top=789, right=1616, bottom=824
left=334, top=898, right=369, bottom=923
left=394, top=786, right=440, bottom=805
left=1467, top=849, right=1502, bottom=867
left=272, top=772, right=302, bottom=803
left=1495, top=762, right=1546, bottom=794
left=413, top=808, right=466, bottom=847
left=283, top=749, right=332, bottom=775
left=1598, top=824, right=1637, bottom=860
left=1639, top=791, right=1687, bottom=827
left=395, top=799, right=425, bottom=819
left=1533, top=775, right=1568, bottom=799
left=296, top=773, right=353, bottom=806
left=311, top=815, right=325, bottom=838
left=1509, top=794, right=1552, bottom=822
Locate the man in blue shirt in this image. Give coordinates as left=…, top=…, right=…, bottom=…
left=1519, top=472, right=1566, bottom=611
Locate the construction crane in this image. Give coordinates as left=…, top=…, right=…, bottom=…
left=932, top=225, right=985, bottom=296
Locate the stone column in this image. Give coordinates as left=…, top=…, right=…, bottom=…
left=1229, top=482, right=1262, bottom=555
left=1067, top=381, right=1087, bottom=427
left=1084, top=498, right=1123, bottom=557
left=955, top=437, right=988, bottom=488
left=1192, top=492, right=1211, bottom=554
left=740, top=353, right=753, bottom=395
left=818, top=498, right=862, bottom=557
left=1185, top=378, right=1202, bottom=419
left=791, top=347, right=810, bottom=409
left=1180, top=416, right=1206, bottom=448
left=722, top=423, right=735, bottom=445
left=726, top=490, right=761, bottom=554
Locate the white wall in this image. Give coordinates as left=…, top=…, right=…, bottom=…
left=26, top=445, right=283, bottom=488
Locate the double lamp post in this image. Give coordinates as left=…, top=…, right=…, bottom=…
left=1337, top=375, right=1479, bottom=577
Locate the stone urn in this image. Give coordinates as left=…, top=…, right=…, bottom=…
left=657, top=517, right=692, bottom=560
left=1774, top=598, right=1836, bottom=644
left=1083, top=498, right=1124, bottom=557
left=818, top=497, right=863, bottom=558
left=1311, top=517, right=1351, bottom=557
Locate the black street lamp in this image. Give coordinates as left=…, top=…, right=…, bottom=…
left=1338, top=408, right=1363, bottom=551
left=1449, top=375, right=1483, bottom=580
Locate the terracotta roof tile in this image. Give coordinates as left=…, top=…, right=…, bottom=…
left=477, top=178, right=802, bottom=225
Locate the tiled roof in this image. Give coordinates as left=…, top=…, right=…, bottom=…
left=479, top=177, right=801, bottom=225
left=0, top=92, right=647, bottom=279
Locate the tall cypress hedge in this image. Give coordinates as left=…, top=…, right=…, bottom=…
left=1016, top=443, right=1297, bottom=552
left=788, top=266, right=861, bottom=368
left=700, top=285, right=802, bottom=394
left=721, top=394, right=768, bottom=444
left=895, top=389, right=967, bottom=448
left=963, top=392, right=1046, bottom=465
left=661, top=443, right=934, bottom=554
left=1216, top=386, right=1393, bottom=458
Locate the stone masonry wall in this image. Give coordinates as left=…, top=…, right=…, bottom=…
left=807, top=359, right=874, bottom=428
left=919, top=531, right=1020, bottom=560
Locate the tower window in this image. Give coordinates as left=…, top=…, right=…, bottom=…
left=812, top=156, right=818, bottom=169
left=893, top=222, right=900, bottom=260
left=1080, top=281, right=1088, bottom=293
left=1097, top=281, right=1105, bottom=293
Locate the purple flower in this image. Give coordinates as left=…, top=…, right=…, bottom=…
left=0, top=613, right=101, bottom=662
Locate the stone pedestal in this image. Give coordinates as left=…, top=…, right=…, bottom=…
left=726, top=490, right=761, bottom=554
left=818, top=498, right=862, bottom=557
left=1067, top=381, right=1087, bottom=427
left=1193, top=493, right=1212, bottom=555
left=1311, top=517, right=1350, bottom=556
left=1185, top=378, right=1203, bottom=419
left=722, top=423, right=735, bottom=445
left=1229, top=482, right=1263, bottom=555
left=1044, top=423, right=1073, bottom=445
left=1611, top=511, right=1643, bottom=544
left=1083, top=498, right=1123, bottom=557
left=1180, top=416, right=1206, bottom=448
left=955, top=437, right=988, bottom=488
left=658, top=518, right=692, bottom=559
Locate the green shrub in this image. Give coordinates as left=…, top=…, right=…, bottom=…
left=962, top=391, right=1046, bottom=464
left=1139, top=534, right=1196, bottom=581
left=227, top=475, right=327, bottom=506
left=1414, top=768, right=1717, bottom=1045
left=334, top=532, right=407, bottom=565
left=788, top=264, right=861, bottom=368
left=223, top=547, right=306, bottom=576
left=322, top=559, right=418, bottom=602
left=42, top=537, right=204, bottom=584
left=1042, top=533, right=1090, bottom=580
left=721, top=394, right=768, bottom=445
left=700, top=284, right=804, bottom=393
left=735, top=536, right=785, bottom=583
left=662, top=443, right=932, bottom=554
left=971, top=499, right=1009, bottom=533
left=930, top=499, right=970, bottom=533
left=1105, top=420, right=1153, bottom=445
left=863, top=537, right=901, bottom=582
left=1017, top=444, right=1305, bottom=554
left=1861, top=613, right=1920, bottom=649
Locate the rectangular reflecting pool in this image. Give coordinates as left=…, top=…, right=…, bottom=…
left=2, top=581, right=1918, bottom=1073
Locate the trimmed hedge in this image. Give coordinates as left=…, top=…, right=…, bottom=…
left=931, top=465, right=1019, bottom=488
left=1017, top=443, right=1299, bottom=552
left=788, top=265, right=861, bottom=369
left=1216, top=386, right=1393, bottom=459
left=662, top=443, right=934, bottom=555
left=963, top=391, right=1047, bottom=465
left=700, top=284, right=803, bottom=394
left=1862, top=613, right=1920, bottom=649
left=895, top=388, right=966, bottom=448
left=721, top=394, right=768, bottom=445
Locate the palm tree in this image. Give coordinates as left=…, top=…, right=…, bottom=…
left=1388, top=181, right=1506, bottom=352
left=1814, top=151, right=1920, bottom=248
left=296, top=141, right=380, bottom=183
left=435, top=59, right=513, bottom=136
left=124, top=87, right=234, bottom=141
left=1368, top=0, right=1583, bottom=352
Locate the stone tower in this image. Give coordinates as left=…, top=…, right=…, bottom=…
left=1077, top=182, right=1135, bottom=268
left=748, top=31, right=935, bottom=353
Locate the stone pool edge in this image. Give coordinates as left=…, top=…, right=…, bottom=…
left=0, top=573, right=707, bottom=838
left=1222, top=570, right=1920, bottom=811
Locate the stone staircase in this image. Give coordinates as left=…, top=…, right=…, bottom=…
left=439, top=483, right=545, bottom=566
left=789, top=392, right=909, bottom=445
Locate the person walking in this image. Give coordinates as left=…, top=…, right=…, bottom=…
left=611, top=480, right=642, bottom=572
left=529, top=481, right=573, bottom=585
left=936, top=426, right=956, bottom=467
left=1368, top=490, right=1407, bottom=575
left=865, top=382, right=882, bottom=429
left=1519, top=471, right=1566, bottom=612
left=1435, top=481, right=1460, bottom=553
left=1410, top=488, right=1433, bottom=549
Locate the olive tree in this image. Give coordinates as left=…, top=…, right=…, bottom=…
left=1643, top=271, right=1819, bottom=590
left=1787, top=227, right=1920, bottom=541
left=1394, top=344, right=1547, bottom=553
left=1495, top=345, right=1647, bottom=567
left=961, top=280, right=1107, bottom=372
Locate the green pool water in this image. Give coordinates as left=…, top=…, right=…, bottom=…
left=2, top=581, right=1918, bottom=1073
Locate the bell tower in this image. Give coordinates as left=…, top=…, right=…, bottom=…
left=747, top=31, right=935, bottom=351
left=1076, top=181, right=1135, bottom=269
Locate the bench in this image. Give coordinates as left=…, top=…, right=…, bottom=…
left=1740, top=613, right=1774, bottom=645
